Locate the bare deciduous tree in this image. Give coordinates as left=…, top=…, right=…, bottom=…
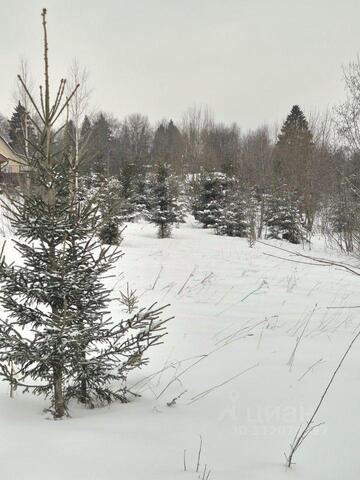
left=336, top=55, right=360, bottom=152
left=67, top=59, right=91, bottom=187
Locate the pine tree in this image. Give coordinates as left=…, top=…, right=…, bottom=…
left=62, top=119, right=76, bottom=157
left=274, top=105, right=316, bottom=231
left=264, top=187, right=303, bottom=244
left=153, top=120, right=184, bottom=173
left=8, top=101, right=36, bottom=156
left=87, top=113, right=112, bottom=176
left=147, top=161, right=184, bottom=238
left=98, top=176, right=124, bottom=245
left=191, top=170, right=229, bottom=228
left=0, top=9, right=168, bottom=417
left=118, top=114, right=152, bottom=174
left=78, top=115, right=92, bottom=171
left=274, top=106, right=313, bottom=176
left=215, top=184, right=256, bottom=238
left=118, top=162, right=144, bottom=221
left=132, top=168, right=152, bottom=218
left=153, top=124, right=167, bottom=159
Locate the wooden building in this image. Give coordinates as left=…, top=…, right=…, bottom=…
left=0, top=135, right=29, bottom=186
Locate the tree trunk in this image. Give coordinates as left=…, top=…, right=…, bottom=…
left=53, top=364, right=65, bottom=418
left=258, top=193, right=265, bottom=238
left=79, top=349, right=88, bottom=405
left=80, top=378, right=87, bottom=404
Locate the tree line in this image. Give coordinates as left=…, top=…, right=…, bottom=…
left=1, top=55, right=360, bottom=249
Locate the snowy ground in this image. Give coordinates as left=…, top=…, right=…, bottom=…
left=1, top=218, right=359, bottom=479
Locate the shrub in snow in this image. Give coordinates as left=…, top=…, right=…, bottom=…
left=324, top=180, right=360, bottom=253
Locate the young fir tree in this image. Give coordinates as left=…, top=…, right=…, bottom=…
left=97, top=176, right=124, bottom=245
left=79, top=173, right=126, bottom=245
left=0, top=9, right=168, bottom=417
left=264, top=187, right=303, bottom=244
left=215, top=184, right=257, bottom=238
left=117, top=162, right=149, bottom=221
left=147, top=161, right=183, bottom=238
left=191, top=170, right=229, bottom=228
left=132, top=166, right=155, bottom=219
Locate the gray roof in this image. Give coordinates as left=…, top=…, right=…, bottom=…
left=0, top=136, right=26, bottom=165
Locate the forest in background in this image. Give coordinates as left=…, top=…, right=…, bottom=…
left=1, top=55, right=360, bottom=252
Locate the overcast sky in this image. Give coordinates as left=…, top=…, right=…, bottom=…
left=1, top=0, right=360, bottom=130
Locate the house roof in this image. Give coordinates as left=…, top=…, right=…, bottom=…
left=0, top=135, right=26, bottom=165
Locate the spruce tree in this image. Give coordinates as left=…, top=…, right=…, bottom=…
left=264, top=187, right=303, bottom=244
left=274, top=105, right=316, bottom=231
left=191, top=170, right=229, bottom=228
left=153, top=120, right=184, bottom=173
left=87, top=113, right=112, bottom=176
left=147, top=161, right=183, bottom=238
left=0, top=9, right=168, bottom=417
left=132, top=168, right=152, bottom=218
left=97, top=176, right=124, bottom=245
left=118, top=162, right=143, bottom=221
left=8, top=101, right=36, bottom=156
left=274, top=105, right=313, bottom=176
left=78, top=115, right=92, bottom=174
left=79, top=173, right=126, bottom=245
left=215, top=184, right=257, bottom=238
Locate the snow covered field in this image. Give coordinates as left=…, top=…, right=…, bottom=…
left=1, top=218, right=359, bottom=480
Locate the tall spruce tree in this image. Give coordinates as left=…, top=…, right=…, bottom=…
left=78, top=115, right=92, bottom=174
left=274, top=105, right=316, bottom=231
left=87, top=113, right=112, bottom=176
left=153, top=120, right=184, bottom=173
left=274, top=106, right=313, bottom=176
left=0, top=9, right=168, bottom=417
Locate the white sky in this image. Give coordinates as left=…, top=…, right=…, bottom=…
left=1, top=0, right=360, bottom=130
